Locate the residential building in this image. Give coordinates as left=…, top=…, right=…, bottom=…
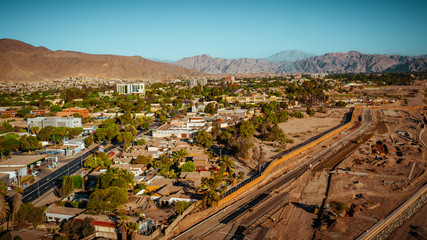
left=0, top=110, right=17, bottom=118
left=57, top=107, right=89, bottom=117
left=192, top=154, right=209, bottom=170
left=223, top=94, right=277, bottom=103
left=27, top=116, right=82, bottom=130
left=45, top=205, right=87, bottom=222
left=116, top=83, right=145, bottom=95
left=74, top=214, right=117, bottom=239
left=152, top=115, right=211, bottom=138
left=188, top=78, right=207, bottom=87
left=224, top=76, right=235, bottom=84
left=110, top=164, right=146, bottom=176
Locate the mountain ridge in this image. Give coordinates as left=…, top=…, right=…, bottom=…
left=173, top=51, right=427, bottom=74
left=0, top=38, right=201, bottom=82
left=264, top=50, right=316, bottom=62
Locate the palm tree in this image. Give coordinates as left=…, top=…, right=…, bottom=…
left=11, top=193, right=22, bottom=239
left=0, top=197, right=10, bottom=224
left=172, top=149, right=188, bottom=164
left=117, top=215, right=129, bottom=240
left=126, top=222, right=139, bottom=240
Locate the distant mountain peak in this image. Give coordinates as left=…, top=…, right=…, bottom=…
left=264, top=50, right=316, bottom=62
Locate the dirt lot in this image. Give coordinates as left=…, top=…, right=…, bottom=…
left=279, top=109, right=348, bottom=147
left=265, top=108, right=427, bottom=240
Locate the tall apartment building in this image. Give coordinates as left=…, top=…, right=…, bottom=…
left=116, top=83, right=145, bottom=95
left=188, top=78, right=207, bottom=88
left=27, top=116, right=82, bottom=131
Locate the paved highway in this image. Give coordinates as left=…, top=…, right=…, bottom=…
left=22, top=144, right=116, bottom=203
left=21, top=129, right=148, bottom=203
left=173, top=108, right=372, bottom=240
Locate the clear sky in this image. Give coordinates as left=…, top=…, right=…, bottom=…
left=1, top=0, right=426, bottom=60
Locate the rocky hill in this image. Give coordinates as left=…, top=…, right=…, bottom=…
left=0, top=39, right=201, bottom=82
left=172, top=54, right=280, bottom=74
left=264, top=50, right=316, bottom=62
left=173, top=51, right=427, bottom=74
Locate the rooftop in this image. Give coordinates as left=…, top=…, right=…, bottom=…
left=0, top=154, right=46, bottom=167
left=46, top=205, right=87, bottom=216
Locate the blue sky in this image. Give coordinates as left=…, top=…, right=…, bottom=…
left=1, top=0, right=426, bottom=60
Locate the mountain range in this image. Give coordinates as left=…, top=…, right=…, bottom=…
left=0, top=39, right=200, bottom=82
left=1, top=38, right=426, bottom=82
left=172, top=51, right=427, bottom=74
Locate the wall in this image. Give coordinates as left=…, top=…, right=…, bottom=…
left=217, top=106, right=361, bottom=207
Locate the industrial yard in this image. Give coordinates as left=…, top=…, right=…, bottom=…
left=267, top=108, right=427, bottom=240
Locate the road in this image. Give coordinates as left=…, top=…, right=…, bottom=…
left=173, top=108, right=372, bottom=240
left=22, top=144, right=115, bottom=203
left=21, top=129, right=146, bottom=203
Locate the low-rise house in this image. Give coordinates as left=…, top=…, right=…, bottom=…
left=192, top=154, right=209, bottom=170
left=152, top=115, right=211, bottom=138
left=74, top=214, right=117, bottom=239
left=110, top=164, right=146, bottom=176
left=57, top=107, right=90, bottom=118
left=45, top=205, right=86, bottom=222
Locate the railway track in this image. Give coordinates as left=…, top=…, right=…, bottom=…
left=173, top=108, right=372, bottom=240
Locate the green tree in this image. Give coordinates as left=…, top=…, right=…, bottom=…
left=133, top=155, right=152, bottom=165
left=37, top=126, right=55, bottom=141
left=181, top=161, right=196, bottom=172
left=87, top=187, right=128, bottom=213
left=204, top=103, right=218, bottom=115
left=50, top=105, right=63, bottom=112
left=335, top=100, right=347, bottom=108
left=61, top=217, right=95, bottom=238
left=172, top=149, right=188, bottom=164
left=159, top=116, right=168, bottom=125
left=16, top=203, right=46, bottom=229
left=72, top=175, right=83, bottom=189
left=10, top=193, right=22, bottom=239
left=0, top=136, right=20, bottom=158
left=84, top=135, right=93, bottom=147
left=59, top=176, right=74, bottom=198
left=97, top=168, right=134, bottom=189
left=239, top=120, right=256, bottom=138
left=306, top=106, right=314, bottom=116
left=135, top=139, right=146, bottom=145
left=175, top=201, right=192, bottom=214
left=17, top=108, right=30, bottom=118
left=117, top=132, right=135, bottom=151
left=195, top=131, right=213, bottom=148
left=30, top=126, right=40, bottom=135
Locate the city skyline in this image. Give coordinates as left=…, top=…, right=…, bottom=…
left=1, top=0, right=427, bottom=60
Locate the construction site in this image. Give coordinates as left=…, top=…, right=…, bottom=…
left=170, top=81, right=427, bottom=240
left=260, top=108, right=427, bottom=240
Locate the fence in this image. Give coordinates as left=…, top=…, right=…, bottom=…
left=217, top=106, right=362, bottom=207
left=164, top=202, right=197, bottom=236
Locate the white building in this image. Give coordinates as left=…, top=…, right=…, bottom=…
left=152, top=116, right=211, bottom=138
left=45, top=205, right=86, bottom=222
left=116, top=83, right=145, bottom=95
left=27, top=116, right=82, bottom=130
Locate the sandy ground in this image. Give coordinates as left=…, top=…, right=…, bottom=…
left=279, top=109, right=347, bottom=147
